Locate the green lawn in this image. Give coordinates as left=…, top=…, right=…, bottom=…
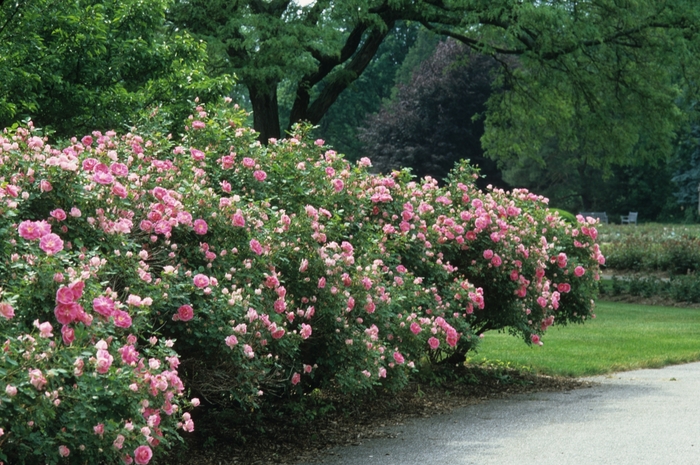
left=468, top=301, right=700, bottom=377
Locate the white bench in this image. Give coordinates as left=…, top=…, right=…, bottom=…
left=620, top=212, right=638, bottom=225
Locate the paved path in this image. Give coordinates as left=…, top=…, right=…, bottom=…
left=303, top=362, right=700, bottom=465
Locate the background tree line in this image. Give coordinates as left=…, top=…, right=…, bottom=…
left=2, top=0, right=700, bottom=221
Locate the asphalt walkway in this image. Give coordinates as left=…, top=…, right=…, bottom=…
left=303, top=362, right=700, bottom=465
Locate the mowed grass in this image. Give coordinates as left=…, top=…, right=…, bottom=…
left=468, top=301, right=700, bottom=377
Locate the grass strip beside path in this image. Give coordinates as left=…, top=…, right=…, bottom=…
left=469, top=301, right=700, bottom=377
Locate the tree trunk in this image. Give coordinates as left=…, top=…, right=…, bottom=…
left=249, top=84, right=281, bottom=144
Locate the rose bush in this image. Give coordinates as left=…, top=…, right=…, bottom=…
left=0, top=98, right=602, bottom=464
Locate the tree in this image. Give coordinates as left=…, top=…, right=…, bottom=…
left=171, top=0, right=700, bottom=170
left=310, top=21, right=424, bottom=162
left=358, top=40, right=505, bottom=187
left=0, top=0, right=230, bottom=136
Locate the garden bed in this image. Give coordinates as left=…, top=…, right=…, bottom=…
left=158, top=365, right=589, bottom=465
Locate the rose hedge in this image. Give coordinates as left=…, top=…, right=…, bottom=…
left=0, top=99, right=603, bottom=464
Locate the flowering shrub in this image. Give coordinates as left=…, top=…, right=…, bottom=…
left=0, top=99, right=602, bottom=464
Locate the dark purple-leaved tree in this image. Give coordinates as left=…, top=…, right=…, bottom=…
left=359, top=40, right=507, bottom=187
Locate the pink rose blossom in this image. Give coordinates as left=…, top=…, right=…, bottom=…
left=253, top=170, right=267, bottom=181
left=29, top=369, right=47, bottom=390
left=271, top=327, right=285, bottom=339
left=39, top=233, right=64, bottom=255
left=574, top=266, right=586, bottom=277
left=93, top=296, right=116, bottom=317
left=483, top=249, right=494, bottom=260
left=291, top=373, right=301, bottom=385
left=177, top=304, right=194, bottom=322
left=393, top=351, right=405, bottom=364
left=531, top=334, right=543, bottom=346
left=428, top=337, right=440, bottom=350
left=242, top=157, right=255, bottom=168
left=113, top=310, right=133, bottom=328
left=94, top=423, right=105, bottom=436
left=50, top=209, right=67, bottom=221
left=61, top=325, right=75, bottom=345
left=119, top=344, right=139, bottom=365
left=0, top=302, right=14, bottom=319
left=190, top=148, right=205, bottom=160
left=18, top=220, right=44, bottom=240
left=5, top=384, right=17, bottom=396
left=113, top=434, right=125, bottom=450
left=34, top=320, right=53, bottom=338
left=54, top=303, right=79, bottom=325
left=58, top=445, right=70, bottom=457
left=249, top=239, right=263, bottom=255
left=232, top=211, right=245, bottom=227
left=410, top=322, right=421, bottom=334
left=133, top=445, right=153, bottom=465
left=193, top=219, right=208, bottom=235
left=193, top=274, right=210, bottom=288
left=225, top=335, right=238, bottom=347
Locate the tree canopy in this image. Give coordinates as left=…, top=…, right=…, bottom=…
left=0, top=0, right=230, bottom=136
left=171, top=0, right=700, bottom=171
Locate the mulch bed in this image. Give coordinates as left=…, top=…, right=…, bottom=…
left=158, top=366, right=592, bottom=465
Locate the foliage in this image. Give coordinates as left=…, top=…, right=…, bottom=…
left=359, top=40, right=504, bottom=187
left=0, top=98, right=601, bottom=464
left=170, top=0, right=700, bottom=172
left=501, top=142, right=681, bottom=221
left=0, top=0, right=230, bottom=137
left=671, top=121, right=700, bottom=210
left=601, top=275, right=700, bottom=303
left=601, top=231, right=700, bottom=274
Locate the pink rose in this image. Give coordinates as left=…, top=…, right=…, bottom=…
left=574, top=266, right=586, bottom=277
left=39, top=233, right=64, bottom=255
left=300, top=323, right=312, bottom=339
left=393, top=351, right=405, bottom=364
left=291, top=373, right=301, bottom=385
left=113, top=310, right=133, bottom=328
left=249, top=239, right=263, bottom=255
left=190, top=148, right=205, bottom=160
left=54, top=303, right=79, bottom=325
left=410, top=322, right=421, bottom=335
left=58, top=445, right=70, bottom=457
left=242, top=157, right=255, bottom=168
left=50, top=209, right=67, bottom=221
left=193, top=219, right=208, bottom=235
left=5, top=384, right=17, bottom=396
left=483, top=249, right=494, bottom=260
left=225, top=335, right=238, bottom=347
left=428, top=337, right=440, bottom=350
left=93, top=296, right=116, bottom=317
left=110, top=163, right=128, bottom=176
left=133, top=445, right=153, bottom=465
left=61, top=325, right=75, bottom=345
left=18, top=220, right=43, bottom=240
left=177, top=304, right=194, bottom=322
left=0, top=302, right=14, bottom=319
left=93, top=171, right=114, bottom=185
left=253, top=170, right=267, bottom=181
left=232, top=211, right=245, bottom=227
left=193, top=274, right=209, bottom=288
